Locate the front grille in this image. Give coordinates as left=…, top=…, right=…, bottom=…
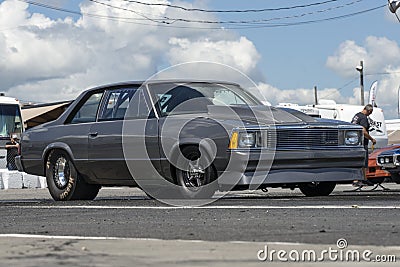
left=267, top=128, right=339, bottom=149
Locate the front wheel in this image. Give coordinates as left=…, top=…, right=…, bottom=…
left=175, top=146, right=217, bottom=199
left=298, top=182, right=336, bottom=197
left=46, top=150, right=101, bottom=201
left=390, top=173, right=400, bottom=184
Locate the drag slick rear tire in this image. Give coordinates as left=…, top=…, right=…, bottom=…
left=46, top=150, right=100, bottom=201
left=298, top=182, right=336, bottom=197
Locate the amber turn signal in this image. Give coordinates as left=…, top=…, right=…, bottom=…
left=229, top=132, right=238, bottom=149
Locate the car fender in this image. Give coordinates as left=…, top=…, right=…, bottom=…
left=42, top=142, right=75, bottom=163
left=168, top=138, right=217, bottom=167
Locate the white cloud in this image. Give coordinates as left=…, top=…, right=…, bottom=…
left=168, top=36, right=260, bottom=74
left=369, top=66, right=400, bottom=119
left=2, top=0, right=400, bottom=121
left=256, top=82, right=361, bottom=106
left=326, top=40, right=367, bottom=78
left=325, top=36, right=400, bottom=119
left=0, top=0, right=261, bottom=102
left=0, top=0, right=91, bottom=90
left=326, top=36, right=400, bottom=78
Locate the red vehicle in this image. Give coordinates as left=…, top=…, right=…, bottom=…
left=367, top=144, right=400, bottom=183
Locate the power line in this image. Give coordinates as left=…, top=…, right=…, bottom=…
left=263, top=5, right=385, bottom=28
left=16, top=0, right=152, bottom=22
left=320, top=71, right=400, bottom=99
left=15, top=0, right=385, bottom=30
left=365, top=71, right=400, bottom=76
left=116, top=0, right=343, bottom=13
left=320, top=78, right=358, bottom=99
left=89, top=0, right=365, bottom=25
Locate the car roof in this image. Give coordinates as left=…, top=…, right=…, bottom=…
left=84, top=80, right=242, bottom=93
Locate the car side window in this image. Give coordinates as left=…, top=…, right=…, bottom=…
left=129, top=89, right=150, bottom=119
left=68, top=92, right=103, bottom=124
left=154, top=85, right=211, bottom=116
left=99, top=88, right=150, bottom=121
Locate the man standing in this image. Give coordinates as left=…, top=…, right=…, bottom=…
left=351, top=104, right=376, bottom=186
left=5, top=134, right=20, bottom=171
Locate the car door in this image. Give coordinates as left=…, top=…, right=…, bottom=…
left=56, top=90, right=104, bottom=177
left=88, top=87, right=159, bottom=182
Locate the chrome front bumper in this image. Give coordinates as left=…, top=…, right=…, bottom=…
left=218, top=168, right=362, bottom=188
left=217, top=148, right=365, bottom=189
left=377, top=154, right=400, bottom=169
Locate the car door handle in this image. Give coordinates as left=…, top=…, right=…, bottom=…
left=89, top=132, right=98, bottom=138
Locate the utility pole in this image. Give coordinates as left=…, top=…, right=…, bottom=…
left=314, top=86, right=318, bottom=105
left=356, top=60, right=364, bottom=106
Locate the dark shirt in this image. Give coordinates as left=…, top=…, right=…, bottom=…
left=6, top=141, right=18, bottom=170
left=351, top=112, right=370, bottom=148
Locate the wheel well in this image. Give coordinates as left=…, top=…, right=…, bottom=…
left=179, top=144, right=200, bottom=157
left=170, top=144, right=218, bottom=183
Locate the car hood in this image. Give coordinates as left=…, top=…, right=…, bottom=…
left=204, top=105, right=356, bottom=130
left=205, top=105, right=312, bottom=126
left=370, top=144, right=400, bottom=158
left=378, top=147, right=400, bottom=157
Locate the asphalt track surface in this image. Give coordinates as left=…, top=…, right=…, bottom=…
left=0, top=185, right=399, bottom=266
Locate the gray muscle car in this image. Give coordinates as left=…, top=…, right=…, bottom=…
left=16, top=80, right=365, bottom=201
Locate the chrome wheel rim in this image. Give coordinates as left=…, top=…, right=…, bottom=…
left=182, top=160, right=206, bottom=189
left=53, top=157, right=69, bottom=189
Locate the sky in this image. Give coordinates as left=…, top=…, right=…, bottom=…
left=1, top=0, right=400, bottom=118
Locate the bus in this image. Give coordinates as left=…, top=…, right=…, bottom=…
left=0, top=95, right=23, bottom=169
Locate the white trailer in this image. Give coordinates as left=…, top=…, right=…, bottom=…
left=385, top=119, right=400, bottom=144
left=277, top=103, right=320, bottom=117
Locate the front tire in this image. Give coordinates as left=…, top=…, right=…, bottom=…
left=46, top=150, right=100, bottom=201
left=175, top=146, right=217, bottom=199
left=390, top=173, right=400, bottom=184
left=298, top=182, right=336, bottom=197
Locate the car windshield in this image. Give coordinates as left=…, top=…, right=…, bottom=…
left=148, top=82, right=261, bottom=116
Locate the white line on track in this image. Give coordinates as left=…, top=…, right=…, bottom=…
left=0, top=234, right=316, bottom=246
left=3, top=234, right=400, bottom=251
left=7, top=205, right=400, bottom=209
left=0, top=234, right=354, bottom=246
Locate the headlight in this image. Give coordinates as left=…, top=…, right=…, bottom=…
left=344, top=131, right=360, bottom=145
left=385, top=158, right=390, bottom=163
left=238, top=132, right=256, bottom=148
left=229, top=131, right=261, bottom=149
left=379, top=158, right=384, bottom=164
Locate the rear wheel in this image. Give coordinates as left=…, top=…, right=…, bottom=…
left=175, top=146, right=217, bottom=199
left=46, top=150, right=100, bottom=201
left=298, top=182, right=336, bottom=197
